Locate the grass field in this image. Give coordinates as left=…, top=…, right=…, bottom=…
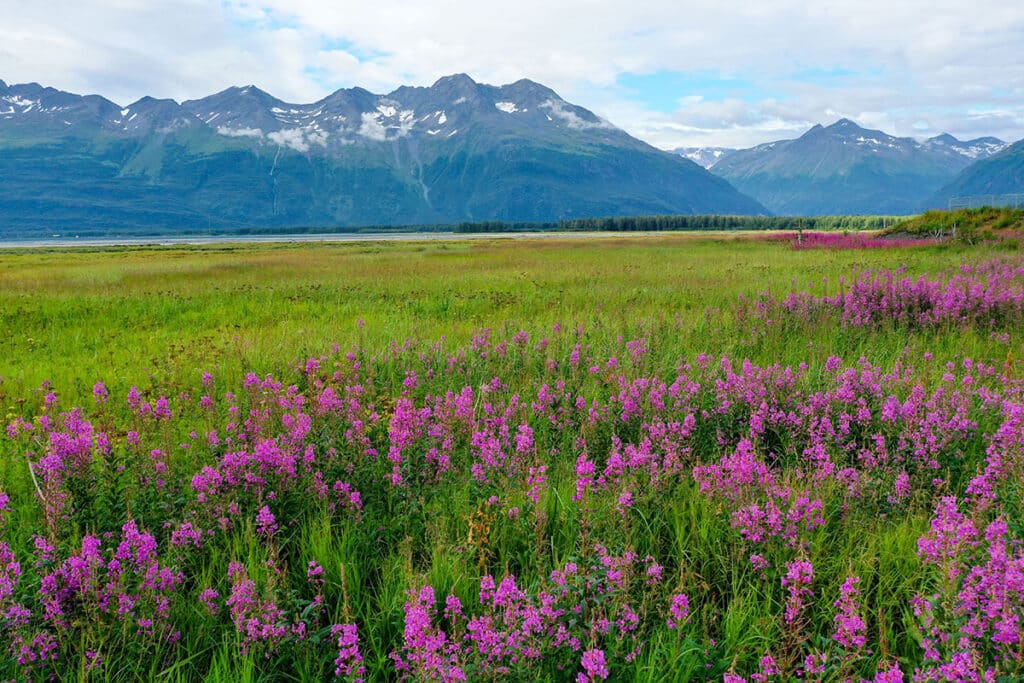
left=0, top=235, right=997, bottom=397
left=1, top=234, right=1022, bottom=681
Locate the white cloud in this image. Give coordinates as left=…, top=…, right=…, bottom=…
left=539, top=99, right=613, bottom=130
left=357, top=112, right=388, bottom=141
left=307, top=129, right=329, bottom=146
left=267, top=128, right=309, bottom=152
left=0, top=1, right=1022, bottom=148
left=216, top=126, right=263, bottom=138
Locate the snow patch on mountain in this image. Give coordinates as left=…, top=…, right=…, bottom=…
left=495, top=102, right=519, bottom=114
left=3, top=95, right=37, bottom=110
left=854, top=136, right=897, bottom=149
left=674, top=147, right=736, bottom=168
left=921, top=134, right=1009, bottom=160
left=949, top=141, right=1008, bottom=159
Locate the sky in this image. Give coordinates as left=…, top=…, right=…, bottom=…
left=1, top=0, right=1023, bottom=149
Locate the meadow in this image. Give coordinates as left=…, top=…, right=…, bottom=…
left=0, top=233, right=1022, bottom=681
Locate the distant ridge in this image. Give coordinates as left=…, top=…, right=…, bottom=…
left=671, top=147, right=736, bottom=168
left=709, top=119, right=1009, bottom=215
left=927, top=139, right=1024, bottom=207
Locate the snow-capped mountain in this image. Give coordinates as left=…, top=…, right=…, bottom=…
left=172, top=74, right=621, bottom=153
left=0, top=80, right=121, bottom=128
left=921, top=133, right=1008, bottom=161
left=671, top=147, right=736, bottom=169
left=709, top=118, right=1010, bottom=215
left=0, top=75, right=765, bottom=235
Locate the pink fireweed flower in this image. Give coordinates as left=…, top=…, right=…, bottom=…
left=832, top=575, right=867, bottom=649
left=332, top=623, right=366, bottom=681
left=200, top=588, right=220, bottom=615
left=617, top=490, right=634, bottom=516
left=802, top=652, right=826, bottom=675
left=306, top=561, right=325, bottom=587
left=873, top=661, right=905, bottom=682
left=917, top=497, right=979, bottom=580
left=667, top=593, right=690, bottom=629
left=526, top=464, right=548, bottom=504
left=755, top=654, right=780, bottom=679
left=578, top=648, right=609, bottom=682
left=782, top=559, right=814, bottom=625
left=444, top=594, right=463, bottom=623
left=573, top=453, right=595, bottom=501
left=255, top=506, right=278, bottom=538
left=644, top=557, right=663, bottom=585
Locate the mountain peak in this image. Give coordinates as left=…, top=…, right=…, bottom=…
left=128, top=95, right=172, bottom=107
left=433, top=73, right=477, bottom=88
left=239, top=84, right=276, bottom=99
left=798, top=123, right=828, bottom=140
left=499, top=78, right=561, bottom=102
left=425, top=73, right=488, bottom=107
left=505, top=77, right=551, bottom=92
left=205, top=85, right=280, bottom=104
left=971, top=136, right=1006, bottom=145
left=325, top=85, right=375, bottom=98
left=928, top=132, right=959, bottom=144
left=315, top=86, right=377, bottom=110
left=827, top=118, right=862, bottom=131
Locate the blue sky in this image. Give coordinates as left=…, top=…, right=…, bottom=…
left=1, top=0, right=1022, bottom=148
left=616, top=71, right=770, bottom=112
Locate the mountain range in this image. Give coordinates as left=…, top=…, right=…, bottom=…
left=3, top=74, right=1021, bottom=233
left=0, top=76, right=765, bottom=236
left=700, top=121, right=1008, bottom=215
left=681, top=121, right=1013, bottom=215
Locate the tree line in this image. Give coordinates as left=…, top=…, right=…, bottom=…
left=453, top=214, right=905, bottom=233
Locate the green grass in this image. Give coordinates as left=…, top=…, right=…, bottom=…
left=888, top=206, right=1024, bottom=242
left=0, top=235, right=993, bottom=404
